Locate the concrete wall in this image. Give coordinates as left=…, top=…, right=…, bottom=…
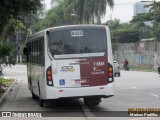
left=113, top=41, right=160, bottom=69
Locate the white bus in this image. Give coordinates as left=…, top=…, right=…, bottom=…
left=24, top=25, right=115, bottom=107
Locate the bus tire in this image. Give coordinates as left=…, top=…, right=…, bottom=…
left=84, top=97, right=101, bottom=106
left=118, top=73, right=120, bottom=77
left=38, top=82, right=44, bottom=107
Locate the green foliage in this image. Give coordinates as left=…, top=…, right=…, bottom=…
left=0, top=88, right=5, bottom=93
left=0, top=41, right=12, bottom=58
left=131, top=2, right=160, bottom=24
left=131, top=13, right=153, bottom=23
left=0, top=0, right=41, bottom=25
left=9, top=19, right=26, bottom=35
left=32, top=0, right=114, bottom=32
left=130, top=2, right=160, bottom=40
left=107, top=19, right=121, bottom=30
left=105, top=19, right=140, bottom=43
left=0, top=0, right=41, bottom=42
left=32, top=1, right=67, bottom=32
left=106, top=19, right=131, bottom=30
left=0, top=39, right=15, bottom=65
left=111, top=29, right=140, bottom=43
left=62, top=0, right=114, bottom=24
left=0, top=78, right=11, bottom=91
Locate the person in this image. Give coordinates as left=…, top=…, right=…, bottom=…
left=123, top=58, right=129, bottom=70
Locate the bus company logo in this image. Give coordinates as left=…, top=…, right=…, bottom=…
left=60, top=66, right=75, bottom=72
left=2, top=112, right=11, bottom=117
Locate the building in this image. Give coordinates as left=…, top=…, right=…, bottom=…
left=134, top=2, right=149, bottom=16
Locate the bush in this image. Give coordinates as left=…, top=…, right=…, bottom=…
left=0, top=88, right=5, bottom=93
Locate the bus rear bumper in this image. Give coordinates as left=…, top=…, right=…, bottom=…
left=45, top=82, right=115, bottom=100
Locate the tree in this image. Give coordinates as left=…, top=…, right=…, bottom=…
left=130, top=2, right=160, bottom=40
left=51, top=0, right=114, bottom=24
left=104, top=19, right=140, bottom=43
left=32, top=1, right=67, bottom=32
left=0, top=40, right=14, bottom=65
left=111, top=29, right=140, bottom=43
left=88, top=0, right=114, bottom=24
left=0, top=0, right=41, bottom=43
left=106, top=19, right=122, bottom=30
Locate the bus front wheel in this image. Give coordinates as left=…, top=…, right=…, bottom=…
left=84, top=97, right=101, bottom=106
left=32, top=92, right=38, bottom=99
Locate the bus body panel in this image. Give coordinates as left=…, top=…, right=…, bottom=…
left=106, top=26, right=113, bottom=65
left=52, top=59, right=81, bottom=88
left=26, top=25, right=115, bottom=101
left=46, top=82, right=114, bottom=99
left=51, top=53, right=108, bottom=88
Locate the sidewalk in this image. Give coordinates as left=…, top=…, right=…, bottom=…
left=0, top=65, right=45, bottom=111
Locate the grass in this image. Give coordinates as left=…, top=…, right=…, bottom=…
left=0, top=78, right=13, bottom=93
left=0, top=78, right=13, bottom=84
left=127, top=66, right=157, bottom=72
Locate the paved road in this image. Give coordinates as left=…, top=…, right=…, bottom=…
left=0, top=65, right=160, bottom=120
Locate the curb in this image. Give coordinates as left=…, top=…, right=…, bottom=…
left=0, top=79, right=17, bottom=104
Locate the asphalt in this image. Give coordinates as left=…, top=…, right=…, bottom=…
left=0, top=65, right=160, bottom=120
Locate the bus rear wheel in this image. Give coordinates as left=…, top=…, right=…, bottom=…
left=84, top=97, right=101, bottom=106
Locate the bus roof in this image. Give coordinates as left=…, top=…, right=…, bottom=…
left=48, top=25, right=107, bottom=32
left=27, top=25, right=108, bottom=42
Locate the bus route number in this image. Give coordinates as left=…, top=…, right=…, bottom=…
left=94, top=62, right=105, bottom=66
left=71, top=30, right=83, bottom=37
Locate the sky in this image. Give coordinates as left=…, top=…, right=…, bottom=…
left=102, top=0, right=142, bottom=23
left=45, top=0, right=144, bottom=23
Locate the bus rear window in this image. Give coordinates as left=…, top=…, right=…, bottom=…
left=49, top=29, right=107, bottom=56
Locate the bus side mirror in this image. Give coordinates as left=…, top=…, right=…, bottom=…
left=23, top=47, right=30, bottom=62
left=23, top=48, right=28, bottom=55
left=23, top=47, right=31, bottom=56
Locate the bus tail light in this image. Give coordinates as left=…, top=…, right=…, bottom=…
left=108, top=63, right=114, bottom=83
left=46, top=66, right=54, bottom=86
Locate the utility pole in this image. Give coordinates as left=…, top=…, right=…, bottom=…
left=116, top=37, right=119, bottom=62
left=153, top=0, right=158, bottom=68
left=15, top=30, right=19, bottom=63
left=141, top=0, right=157, bottom=68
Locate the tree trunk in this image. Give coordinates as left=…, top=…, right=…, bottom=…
left=91, top=14, right=94, bottom=24
left=0, top=24, right=10, bottom=44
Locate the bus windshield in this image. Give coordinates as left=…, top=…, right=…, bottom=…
left=49, top=29, right=107, bottom=57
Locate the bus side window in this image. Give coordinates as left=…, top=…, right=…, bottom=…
left=37, top=39, right=40, bottom=65
left=28, top=43, right=31, bottom=63
left=31, top=41, right=33, bottom=64
left=35, top=40, right=38, bottom=65
left=40, top=37, right=44, bottom=66
left=30, top=42, right=32, bottom=64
